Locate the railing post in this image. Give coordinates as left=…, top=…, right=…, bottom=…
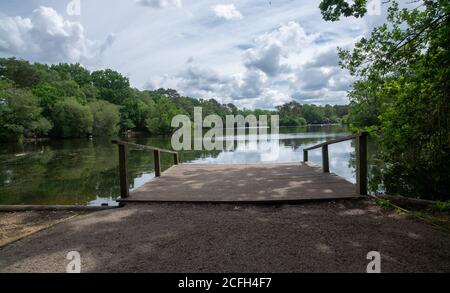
left=154, top=150, right=161, bottom=177
left=356, top=132, right=368, bottom=195
left=303, top=150, right=308, bottom=162
left=173, top=153, right=179, bottom=165
left=322, top=145, right=329, bottom=173
left=118, top=144, right=129, bottom=198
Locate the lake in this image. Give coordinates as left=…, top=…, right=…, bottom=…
left=0, top=125, right=381, bottom=206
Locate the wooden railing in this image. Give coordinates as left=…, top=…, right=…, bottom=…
left=112, top=140, right=179, bottom=198
left=303, top=132, right=368, bottom=196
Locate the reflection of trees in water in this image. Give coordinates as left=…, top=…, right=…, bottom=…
left=0, top=136, right=224, bottom=205
left=0, top=139, right=121, bottom=205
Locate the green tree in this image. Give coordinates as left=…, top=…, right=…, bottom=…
left=51, top=98, right=93, bottom=138
left=89, top=100, right=120, bottom=136
left=119, top=97, right=154, bottom=131
left=32, top=82, right=64, bottom=117
left=51, top=63, right=92, bottom=86
left=320, top=0, right=450, bottom=199
left=55, top=80, right=87, bottom=105
left=0, top=58, right=43, bottom=88
left=0, top=80, right=51, bottom=141
left=145, top=96, right=182, bottom=134
left=91, top=69, right=132, bottom=104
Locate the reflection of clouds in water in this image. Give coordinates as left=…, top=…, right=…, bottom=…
left=191, top=139, right=299, bottom=165
left=131, top=172, right=156, bottom=191
left=191, top=138, right=355, bottom=183
left=217, top=132, right=349, bottom=141
left=308, top=141, right=355, bottom=183
left=88, top=197, right=120, bottom=207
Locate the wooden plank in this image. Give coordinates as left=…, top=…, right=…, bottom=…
left=120, top=163, right=361, bottom=203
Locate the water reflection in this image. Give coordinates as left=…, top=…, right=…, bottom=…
left=0, top=125, right=379, bottom=206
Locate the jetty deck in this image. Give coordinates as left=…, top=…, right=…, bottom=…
left=114, top=132, right=368, bottom=204
left=119, top=163, right=361, bottom=203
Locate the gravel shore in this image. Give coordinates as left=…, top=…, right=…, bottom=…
left=0, top=199, right=449, bottom=273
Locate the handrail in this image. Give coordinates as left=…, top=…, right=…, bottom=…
left=112, top=140, right=178, bottom=154
left=302, top=132, right=368, bottom=196
left=112, top=140, right=179, bottom=199
left=303, top=133, right=362, bottom=151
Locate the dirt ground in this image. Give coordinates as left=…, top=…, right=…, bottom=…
left=0, top=199, right=449, bottom=273
left=0, top=211, right=85, bottom=247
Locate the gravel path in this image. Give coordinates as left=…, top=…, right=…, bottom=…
left=0, top=199, right=449, bottom=273
left=0, top=211, right=82, bottom=247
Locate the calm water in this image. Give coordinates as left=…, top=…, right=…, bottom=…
left=0, top=125, right=380, bottom=206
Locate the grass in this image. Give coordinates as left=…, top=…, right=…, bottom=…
left=374, top=196, right=450, bottom=231
left=375, top=197, right=391, bottom=208
left=407, top=211, right=450, bottom=231
left=432, top=201, right=450, bottom=212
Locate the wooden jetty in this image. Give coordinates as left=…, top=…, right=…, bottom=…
left=113, top=132, right=368, bottom=204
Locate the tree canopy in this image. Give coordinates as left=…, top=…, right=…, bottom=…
left=0, top=57, right=348, bottom=142
left=319, top=0, right=450, bottom=199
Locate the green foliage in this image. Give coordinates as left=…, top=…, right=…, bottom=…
left=276, top=101, right=344, bottom=125
left=319, top=0, right=368, bottom=21
left=120, top=97, right=154, bottom=131
left=321, top=0, right=450, bottom=199
left=0, top=57, right=348, bottom=143
left=0, top=80, right=51, bottom=141
left=51, top=63, right=91, bottom=86
left=375, top=197, right=391, bottom=208
left=0, top=58, right=44, bottom=88
left=89, top=100, right=120, bottom=137
left=432, top=201, right=450, bottom=212
left=51, top=99, right=93, bottom=138
left=145, top=96, right=184, bottom=134
left=91, top=69, right=131, bottom=104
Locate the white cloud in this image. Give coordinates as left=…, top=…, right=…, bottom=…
left=212, top=4, right=243, bottom=20
left=244, top=21, right=314, bottom=76
left=136, top=0, right=182, bottom=8
left=0, top=0, right=377, bottom=107
left=152, top=19, right=355, bottom=107
left=0, top=6, right=114, bottom=64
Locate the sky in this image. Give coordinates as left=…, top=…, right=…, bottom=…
left=0, top=0, right=389, bottom=109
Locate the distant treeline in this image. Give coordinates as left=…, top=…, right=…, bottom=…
left=0, top=58, right=348, bottom=142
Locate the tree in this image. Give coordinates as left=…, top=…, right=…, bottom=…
left=145, top=96, right=182, bottom=134
left=319, top=0, right=369, bottom=21
left=32, top=82, right=64, bottom=117
left=51, top=63, right=91, bottom=86
left=0, top=58, right=43, bottom=88
left=0, top=80, right=51, bottom=141
left=54, top=80, right=87, bottom=105
left=320, top=0, right=450, bottom=199
left=119, top=98, right=154, bottom=131
left=89, top=100, right=120, bottom=136
left=91, top=69, right=131, bottom=104
left=51, top=99, right=93, bottom=138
